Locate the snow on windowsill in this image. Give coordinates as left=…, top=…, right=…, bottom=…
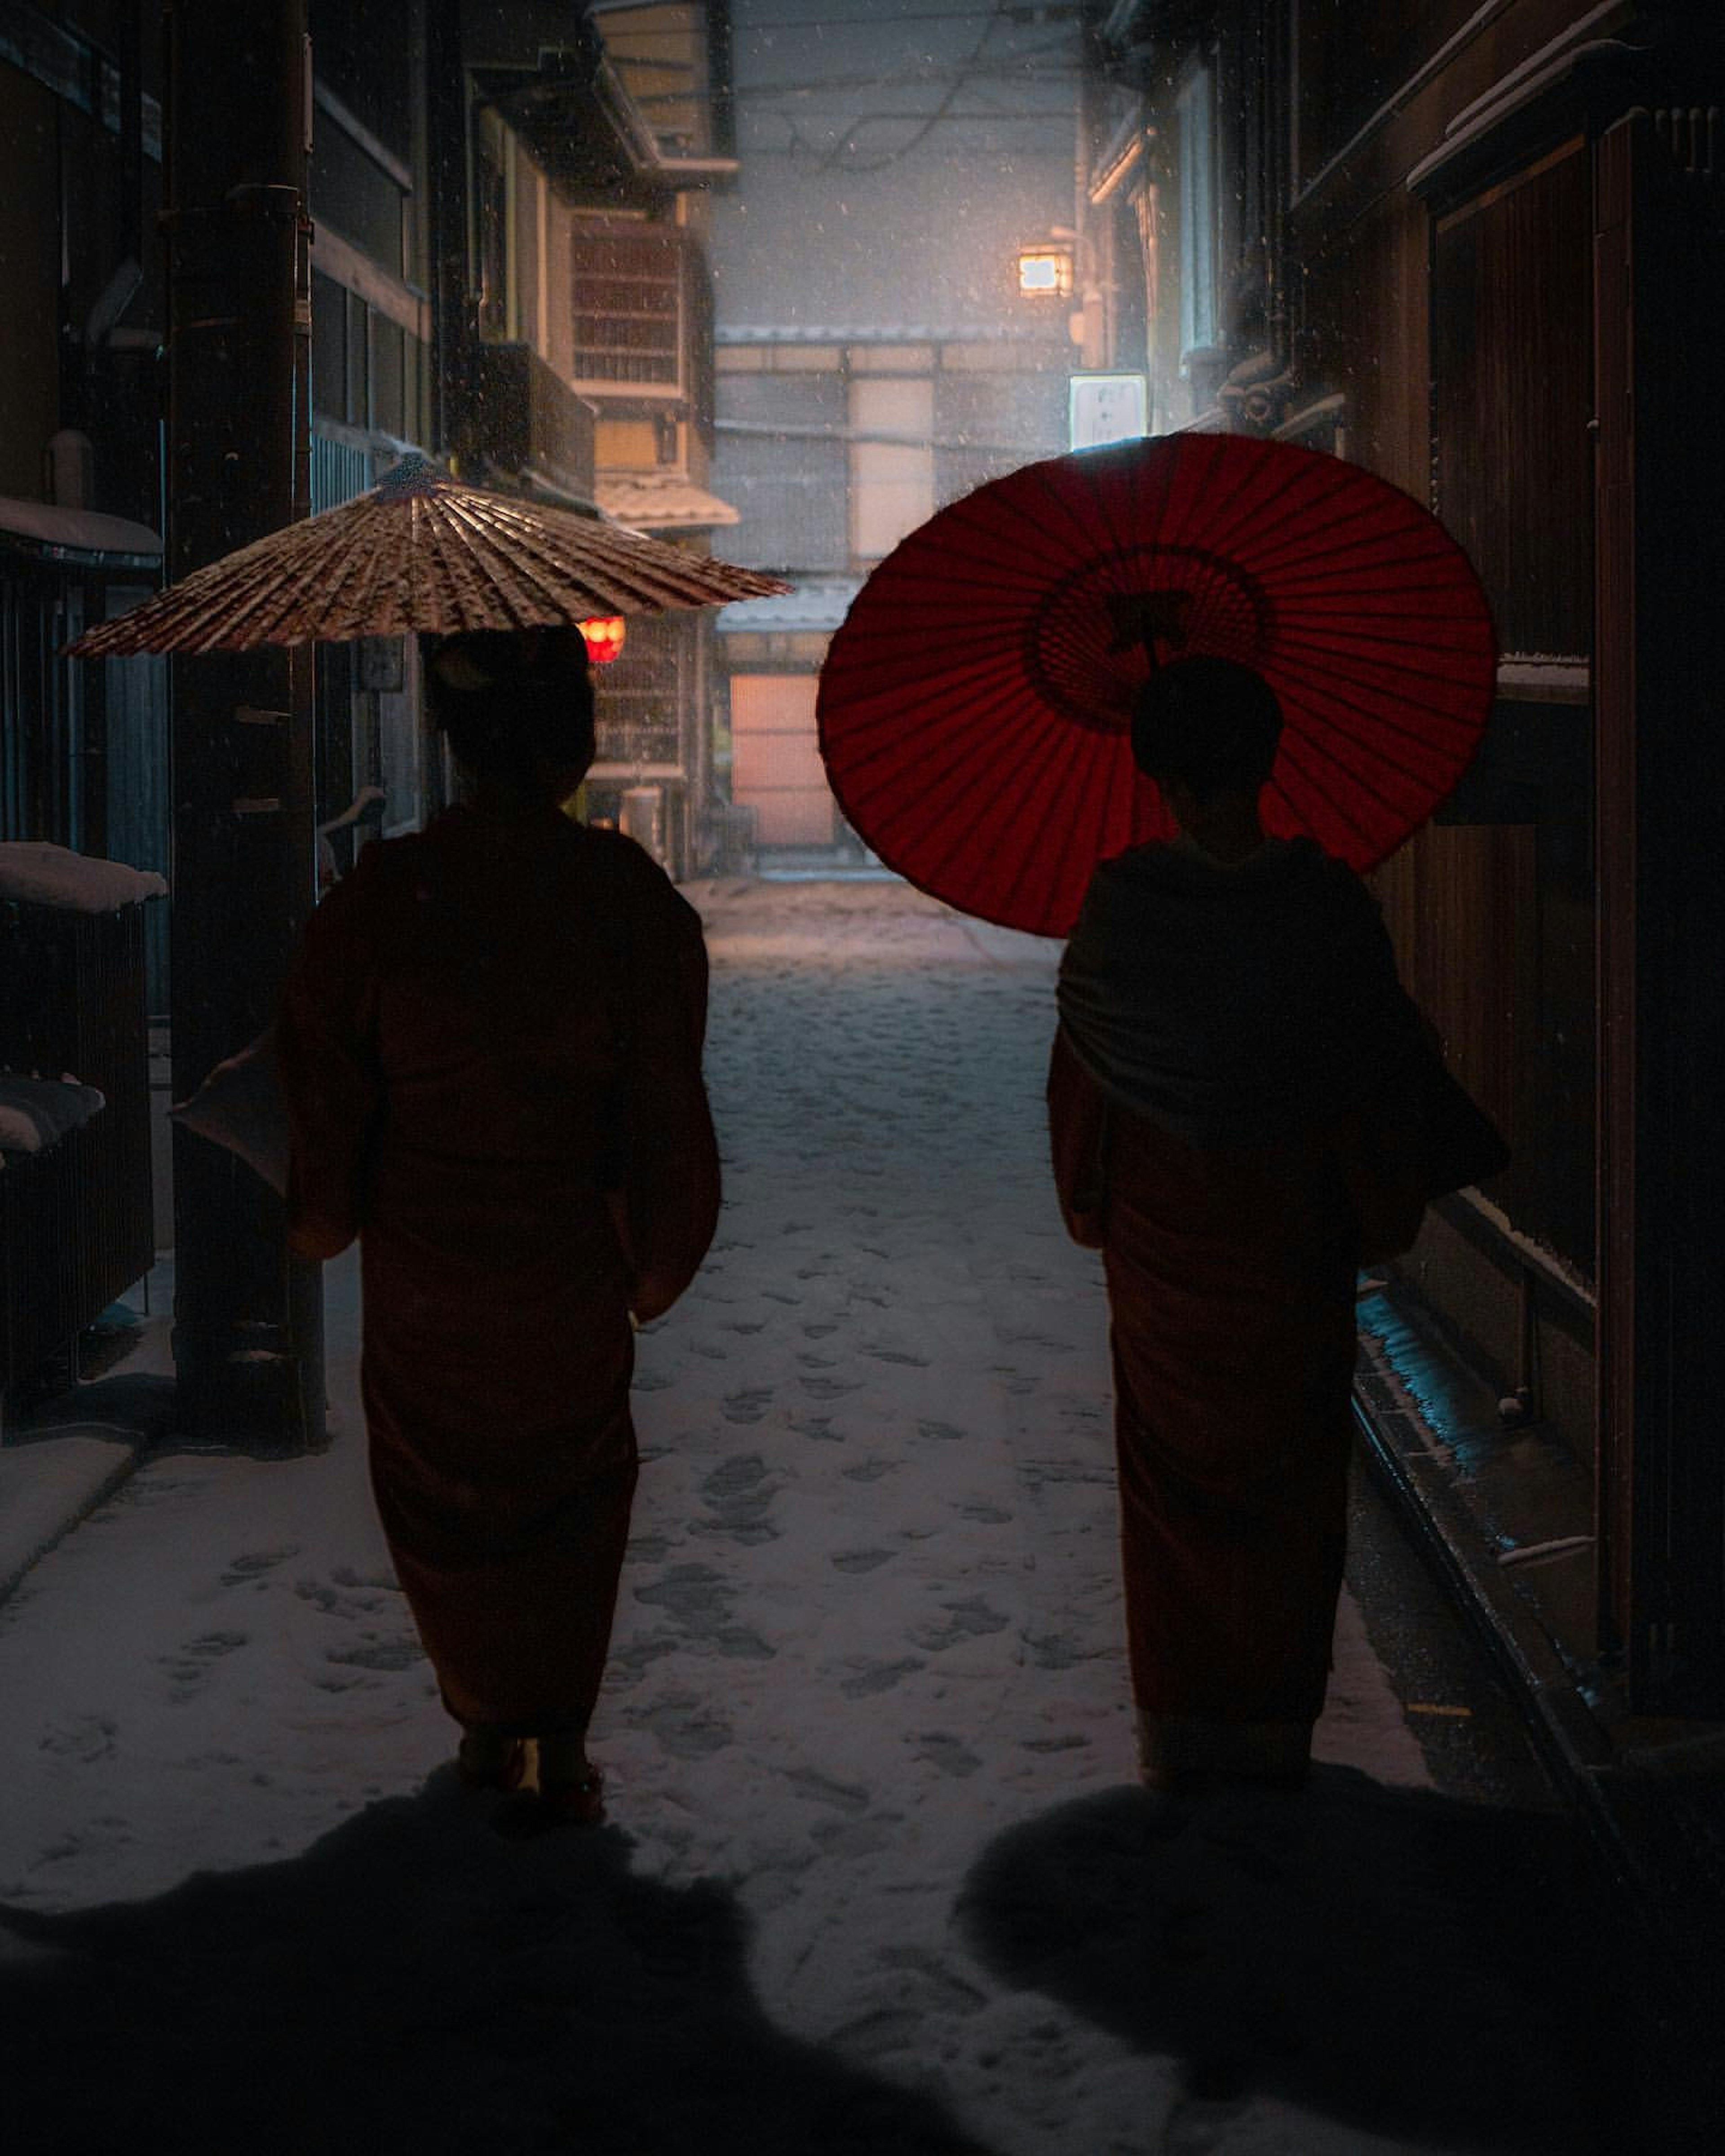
left=0, top=1074, right=106, bottom=1159
left=0, top=842, right=168, bottom=913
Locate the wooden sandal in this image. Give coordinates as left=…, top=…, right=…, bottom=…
left=491, top=1765, right=605, bottom=1840
left=455, top=1734, right=527, bottom=1793
left=537, top=1763, right=605, bottom=1826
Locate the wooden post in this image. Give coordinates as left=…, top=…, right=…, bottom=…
left=164, top=0, right=323, bottom=1449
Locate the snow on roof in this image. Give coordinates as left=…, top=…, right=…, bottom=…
left=595, top=473, right=741, bottom=530
left=0, top=495, right=163, bottom=566
left=0, top=843, right=168, bottom=913
left=0, top=1075, right=106, bottom=1158
left=716, top=577, right=859, bottom=634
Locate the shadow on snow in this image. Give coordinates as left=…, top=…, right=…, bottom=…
left=958, top=1765, right=1650, bottom=2156
left=0, top=1772, right=989, bottom=2156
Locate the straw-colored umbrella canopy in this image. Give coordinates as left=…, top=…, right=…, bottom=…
left=67, top=454, right=790, bottom=658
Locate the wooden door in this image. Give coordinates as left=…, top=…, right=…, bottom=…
left=729, top=673, right=835, bottom=847
left=1594, top=109, right=1725, bottom=1712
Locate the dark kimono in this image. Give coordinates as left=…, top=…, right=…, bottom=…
left=1051, top=835, right=1422, bottom=1773
left=276, top=804, right=719, bottom=1738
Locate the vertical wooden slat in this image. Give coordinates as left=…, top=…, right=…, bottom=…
left=1428, top=138, right=1597, bottom=1275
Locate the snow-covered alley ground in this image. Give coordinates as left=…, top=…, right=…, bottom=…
left=1, top=879, right=1638, bottom=2154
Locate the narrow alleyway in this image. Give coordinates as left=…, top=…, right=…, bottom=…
left=0, top=882, right=1654, bottom=2152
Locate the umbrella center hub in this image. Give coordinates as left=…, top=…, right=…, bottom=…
left=1024, top=546, right=1275, bottom=732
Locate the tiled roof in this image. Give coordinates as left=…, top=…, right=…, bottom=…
left=595, top=473, right=740, bottom=530
left=716, top=324, right=1065, bottom=346
left=716, top=576, right=860, bottom=633
left=0, top=494, right=162, bottom=566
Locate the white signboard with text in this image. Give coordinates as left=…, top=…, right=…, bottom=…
left=1068, top=373, right=1149, bottom=451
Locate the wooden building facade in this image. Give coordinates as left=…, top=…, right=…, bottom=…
left=1085, top=0, right=1725, bottom=1714
left=0, top=1, right=739, bottom=1436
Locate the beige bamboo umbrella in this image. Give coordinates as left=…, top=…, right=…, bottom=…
left=67, top=452, right=789, bottom=657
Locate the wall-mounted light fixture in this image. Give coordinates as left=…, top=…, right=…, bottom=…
left=1015, top=244, right=1074, bottom=300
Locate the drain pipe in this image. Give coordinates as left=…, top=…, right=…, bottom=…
left=1498, top=1265, right=1540, bottom=1427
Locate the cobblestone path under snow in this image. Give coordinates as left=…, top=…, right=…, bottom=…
left=0, top=878, right=1630, bottom=2155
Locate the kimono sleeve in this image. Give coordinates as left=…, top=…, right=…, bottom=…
left=274, top=858, right=385, bottom=1260
left=615, top=870, right=721, bottom=1317
left=1321, top=871, right=1508, bottom=1261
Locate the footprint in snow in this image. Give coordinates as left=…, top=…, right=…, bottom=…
left=295, top=1577, right=383, bottom=1617
left=875, top=1943, right=989, bottom=2011
left=911, top=1598, right=1011, bottom=1652
left=811, top=1815, right=900, bottom=1858
left=219, top=1546, right=299, bottom=1586
left=641, top=1696, right=733, bottom=1758
left=605, top=1630, right=681, bottom=1689
left=784, top=1766, right=870, bottom=1813
left=714, top=1625, right=776, bottom=1661
left=830, top=1548, right=894, bottom=1574
left=839, top=1657, right=925, bottom=1699
left=156, top=1630, right=248, bottom=1701
left=829, top=2007, right=924, bottom=2058
left=912, top=1732, right=983, bottom=1778
left=37, top=1715, right=118, bottom=1763
left=1025, top=1632, right=1094, bottom=1671
left=326, top=1637, right=420, bottom=1672
left=698, top=1455, right=777, bottom=1545
left=633, top=1564, right=733, bottom=1629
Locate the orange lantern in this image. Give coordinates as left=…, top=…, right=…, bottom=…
left=579, top=614, right=626, bottom=665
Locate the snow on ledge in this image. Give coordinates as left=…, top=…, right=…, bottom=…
left=0, top=842, right=168, bottom=912
left=0, top=1075, right=106, bottom=1158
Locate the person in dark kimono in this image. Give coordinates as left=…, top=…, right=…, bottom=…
left=276, top=626, right=719, bottom=1826
left=1049, top=656, right=1427, bottom=1792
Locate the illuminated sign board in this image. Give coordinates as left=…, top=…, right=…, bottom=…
left=1069, top=373, right=1149, bottom=451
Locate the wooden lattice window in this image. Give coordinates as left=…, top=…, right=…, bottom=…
left=570, top=225, right=684, bottom=393
left=593, top=614, right=684, bottom=773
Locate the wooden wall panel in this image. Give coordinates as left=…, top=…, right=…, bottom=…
left=1433, top=141, right=1593, bottom=658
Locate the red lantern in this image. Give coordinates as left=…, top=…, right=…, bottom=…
left=579, top=614, right=626, bottom=665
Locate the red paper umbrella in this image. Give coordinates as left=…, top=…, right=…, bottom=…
left=817, top=432, right=1496, bottom=937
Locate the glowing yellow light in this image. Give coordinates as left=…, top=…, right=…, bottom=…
left=1016, top=247, right=1073, bottom=299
